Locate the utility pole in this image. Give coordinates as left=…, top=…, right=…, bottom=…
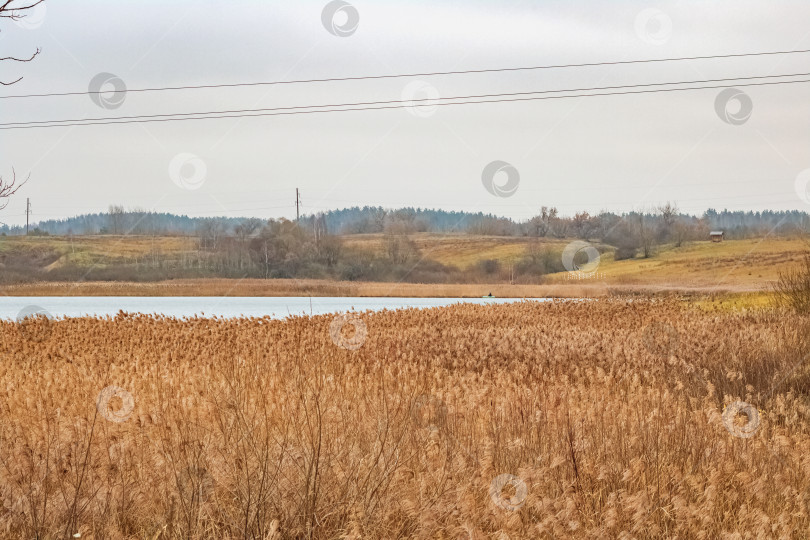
left=295, top=188, right=301, bottom=223
left=25, top=198, right=31, bottom=235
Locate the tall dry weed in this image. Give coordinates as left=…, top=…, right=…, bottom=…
left=0, top=300, right=808, bottom=537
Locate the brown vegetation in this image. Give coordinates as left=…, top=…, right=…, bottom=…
left=2, top=233, right=801, bottom=296
left=1, top=300, right=809, bottom=537
left=0, top=277, right=762, bottom=299
left=774, top=251, right=810, bottom=313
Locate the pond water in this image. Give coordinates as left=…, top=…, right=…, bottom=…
left=0, top=296, right=549, bottom=320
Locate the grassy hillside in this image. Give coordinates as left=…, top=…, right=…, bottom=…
left=0, top=233, right=805, bottom=295
left=342, top=233, right=568, bottom=268
left=0, top=235, right=196, bottom=269
left=568, top=236, right=805, bottom=288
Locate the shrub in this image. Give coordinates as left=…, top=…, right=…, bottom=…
left=613, top=245, right=638, bottom=261
left=773, top=251, right=810, bottom=313
left=478, top=258, right=500, bottom=275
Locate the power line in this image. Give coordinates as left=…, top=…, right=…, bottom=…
left=2, top=76, right=809, bottom=131
left=3, top=70, right=806, bottom=129
left=2, top=47, right=810, bottom=100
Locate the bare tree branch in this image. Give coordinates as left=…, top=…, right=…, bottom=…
left=0, top=1, right=45, bottom=85
left=0, top=169, right=29, bottom=211
left=0, top=2, right=39, bottom=211
left=0, top=47, right=40, bottom=62
left=0, top=0, right=45, bottom=19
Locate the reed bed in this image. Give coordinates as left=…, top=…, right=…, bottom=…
left=1, top=278, right=759, bottom=298
left=0, top=300, right=809, bottom=538
left=0, top=278, right=588, bottom=298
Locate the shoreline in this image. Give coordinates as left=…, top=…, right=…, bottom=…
left=0, top=278, right=769, bottom=298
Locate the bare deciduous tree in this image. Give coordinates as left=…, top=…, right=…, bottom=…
left=234, top=217, right=263, bottom=269
left=234, top=217, right=263, bottom=241
left=632, top=210, right=658, bottom=259
left=673, top=219, right=690, bottom=248
left=657, top=202, right=678, bottom=243
left=198, top=218, right=226, bottom=251
left=0, top=168, right=27, bottom=211
left=531, top=206, right=558, bottom=237
left=1, top=1, right=43, bottom=217
left=107, top=205, right=125, bottom=235
left=572, top=211, right=593, bottom=240
left=1, top=0, right=44, bottom=85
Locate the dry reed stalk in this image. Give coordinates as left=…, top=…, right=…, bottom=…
left=0, top=300, right=807, bottom=537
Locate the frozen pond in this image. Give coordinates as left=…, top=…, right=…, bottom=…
left=0, top=296, right=549, bottom=320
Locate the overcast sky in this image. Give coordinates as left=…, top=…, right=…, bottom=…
left=1, top=0, right=809, bottom=227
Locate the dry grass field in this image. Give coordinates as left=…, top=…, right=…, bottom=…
left=0, top=235, right=197, bottom=270
left=1, top=300, right=809, bottom=538
left=2, top=233, right=803, bottom=298
left=571, top=236, right=808, bottom=289
left=341, top=234, right=558, bottom=268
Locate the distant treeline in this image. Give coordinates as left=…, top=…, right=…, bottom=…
left=2, top=205, right=809, bottom=239
left=2, top=204, right=810, bottom=285
left=300, top=207, right=507, bottom=234
left=0, top=208, right=249, bottom=236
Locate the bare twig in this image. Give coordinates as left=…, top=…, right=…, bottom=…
left=0, top=76, right=24, bottom=86
left=0, top=168, right=29, bottom=210
left=1, top=47, right=41, bottom=63
left=0, top=0, right=45, bottom=18
left=0, top=1, right=45, bottom=84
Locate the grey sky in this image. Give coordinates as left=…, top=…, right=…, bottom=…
left=1, top=0, right=809, bottom=227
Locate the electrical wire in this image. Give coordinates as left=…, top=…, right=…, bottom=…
left=2, top=76, right=808, bottom=131
left=3, top=47, right=810, bottom=100
left=2, top=70, right=807, bottom=129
